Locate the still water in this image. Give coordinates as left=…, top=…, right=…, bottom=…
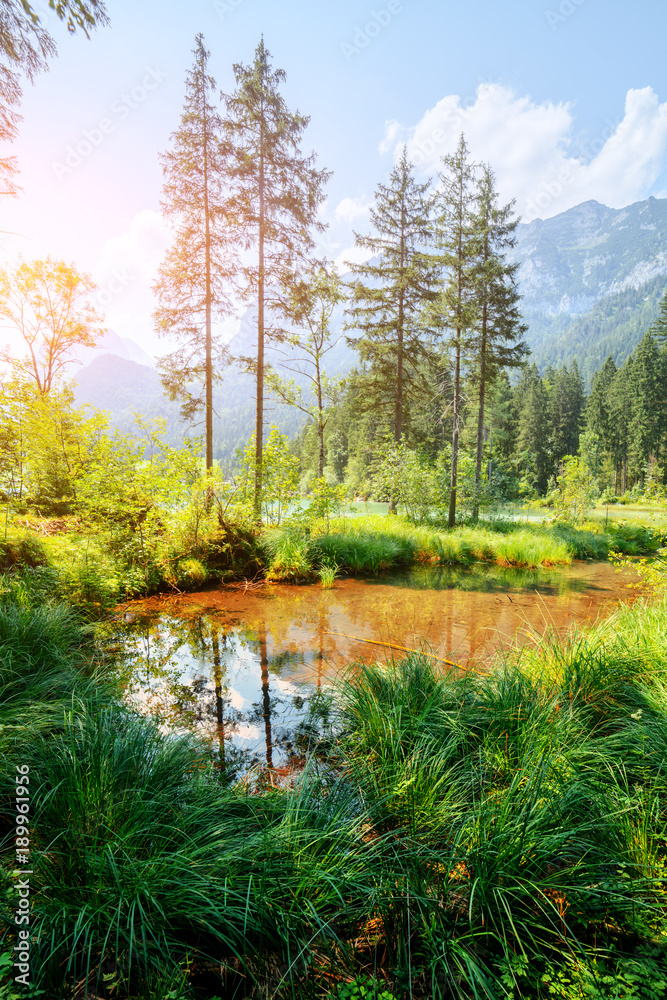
left=111, top=561, right=642, bottom=771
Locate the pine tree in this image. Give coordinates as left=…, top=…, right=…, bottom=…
left=153, top=35, right=233, bottom=471
left=223, top=38, right=330, bottom=518
left=431, top=134, right=479, bottom=527
left=550, top=362, right=585, bottom=466
left=628, top=332, right=662, bottom=479
left=345, top=148, right=439, bottom=450
left=469, top=166, right=528, bottom=518
left=486, top=372, right=517, bottom=478
left=649, top=289, right=667, bottom=345
left=515, top=364, right=551, bottom=493
left=607, top=360, right=632, bottom=492
left=584, top=355, right=617, bottom=467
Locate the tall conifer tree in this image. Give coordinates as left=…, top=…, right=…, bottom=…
left=345, top=148, right=439, bottom=447
left=153, top=34, right=232, bottom=470
left=550, top=362, right=585, bottom=465
left=469, top=166, right=528, bottom=518
left=585, top=355, right=617, bottom=455
left=431, top=134, right=478, bottom=527
left=608, top=360, right=632, bottom=492
left=223, top=38, right=330, bottom=518
left=516, top=364, right=551, bottom=493
left=629, top=332, right=662, bottom=477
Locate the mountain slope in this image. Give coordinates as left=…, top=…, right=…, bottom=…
left=513, top=196, right=667, bottom=381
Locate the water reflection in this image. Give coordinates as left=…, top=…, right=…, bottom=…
left=111, top=561, right=641, bottom=769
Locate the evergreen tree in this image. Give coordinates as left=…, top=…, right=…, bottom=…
left=649, top=289, right=667, bottom=345
left=515, top=364, right=551, bottom=493
left=584, top=355, right=617, bottom=477
left=224, top=38, right=330, bottom=517
left=550, top=362, right=585, bottom=466
left=628, top=332, right=662, bottom=479
left=431, top=134, right=479, bottom=527
left=607, top=360, right=632, bottom=492
left=153, top=35, right=233, bottom=471
left=469, top=166, right=528, bottom=518
left=486, top=373, right=517, bottom=480
left=345, top=147, right=439, bottom=449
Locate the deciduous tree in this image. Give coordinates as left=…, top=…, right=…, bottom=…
left=0, top=256, right=104, bottom=394
left=266, top=261, right=345, bottom=478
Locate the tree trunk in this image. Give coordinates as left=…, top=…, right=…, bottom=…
left=254, top=108, right=265, bottom=522
left=449, top=331, right=460, bottom=528
left=473, top=299, right=488, bottom=523
left=259, top=625, right=273, bottom=769
left=203, top=96, right=213, bottom=472
left=211, top=626, right=225, bottom=772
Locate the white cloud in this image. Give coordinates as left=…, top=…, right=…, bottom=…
left=382, top=84, right=667, bottom=221
left=378, top=118, right=404, bottom=154
left=91, top=209, right=170, bottom=352
left=333, top=243, right=374, bottom=274
left=334, top=195, right=373, bottom=225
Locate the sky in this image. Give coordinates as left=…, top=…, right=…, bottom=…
left=2, top=0, right=667, bottom=356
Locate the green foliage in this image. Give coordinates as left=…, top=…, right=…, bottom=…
left=372, top=439, right=444, bottom=524
left=550, top=455, right=600, bottom=525
left=0, top=376, right=108, bottom=515
left=318, top=562, right=338, bottom=587
left=8, top=581, right=667, bottom=996
left=335, top=976, right=396, bottom=1000
left=304, top=475, right=348, bottom=530
left=235, top=426, right=300, bottom=526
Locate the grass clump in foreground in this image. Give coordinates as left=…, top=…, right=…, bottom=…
left=264, top=513, right=666, bottom=581
left=5, top=574, right=667, bottom=997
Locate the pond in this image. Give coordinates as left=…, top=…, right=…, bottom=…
left=109, top=560, right=642, bottom=773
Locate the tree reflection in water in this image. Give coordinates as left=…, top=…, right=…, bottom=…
left=109, top=561, right=639, bottom=771
left=111, top=609, right=319, bottom=772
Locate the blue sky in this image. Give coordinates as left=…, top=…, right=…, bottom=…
left=2, top=0, right=666, bottom=352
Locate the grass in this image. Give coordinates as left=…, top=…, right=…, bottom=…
left=6, top=567, right=667, bottom=997
left=262, top=514, right=666, bottom=581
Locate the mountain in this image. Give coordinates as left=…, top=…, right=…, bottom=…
left=71, top=329, right=154, bottom=369
left=512, top=196, right=667, bottom=383
left=72, top=352, right=305, bottom=470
